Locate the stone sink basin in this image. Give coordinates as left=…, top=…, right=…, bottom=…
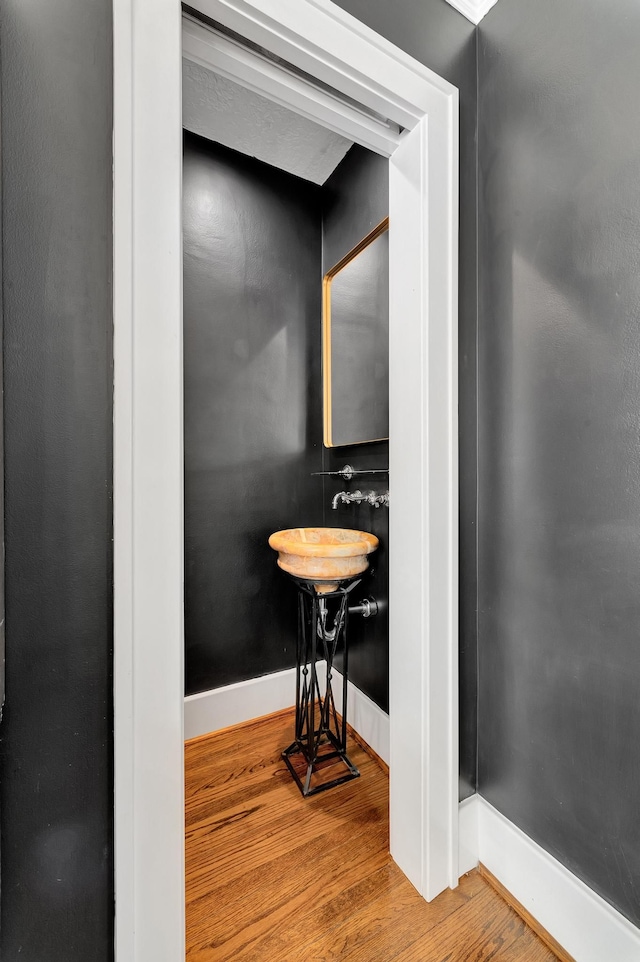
left=268, top=527, right=378, bottom=592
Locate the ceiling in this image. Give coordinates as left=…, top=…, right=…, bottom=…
left=443, top=0, right=499, bottom=25
left=183, top=60, right=354, bottom=185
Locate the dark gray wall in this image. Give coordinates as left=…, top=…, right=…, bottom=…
left=183, top=135, right=324, bottom=695
left=323, top=145, right=389, bottom=275
left=322, top=145, right=390, bottom=712
left=478, top=0, right=640, bottom=927
left=0, top=0, right=114, bottom=959
left=0, top=40, right=5, bottom=716
left=331, top=0, right=478, bottom=797
left=184, top=136, right=393, bottom=713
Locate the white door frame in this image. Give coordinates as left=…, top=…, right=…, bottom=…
left=113, top=1, right=459, bottom=958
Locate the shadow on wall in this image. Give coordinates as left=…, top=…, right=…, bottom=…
left=478, top=0, right=640, bottom=927
left=183, top=134, right=324, bottom=695
left=183, top=135, right=391, bottom=716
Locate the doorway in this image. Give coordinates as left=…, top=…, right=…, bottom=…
left=113, top=2, right=459, bottom=958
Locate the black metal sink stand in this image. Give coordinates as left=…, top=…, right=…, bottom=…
left=282, top=575, right=362, bottom=797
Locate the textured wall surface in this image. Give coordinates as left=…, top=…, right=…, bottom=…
left=323, top=145, right=390, bottom=274
left=331, top=0, right=478, bottom=797
left=183, top=61, right=352, bottom=185
left=478, top=0, right=640, bottom=926
left=0, top=0, right=114, bottom=958
left=184, top=136, right=393, bottom=713
left=183, top=135, right=323, bottom=695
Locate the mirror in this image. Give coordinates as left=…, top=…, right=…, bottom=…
left=322, top=218, right=389, bottom=447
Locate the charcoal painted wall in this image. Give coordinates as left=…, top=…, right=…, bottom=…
left=183, top=135, right=323, bottom=695
left=478, top=0, right=640, bottom=927
left=0, top=0, right=114, bottom=958
left=321, top=145, right=390, bottom=713
left=0, top=41, right=4, bottom=715
left=331, top=0, right=478, bottom=798
left=183, top=137, right=393, bottom=714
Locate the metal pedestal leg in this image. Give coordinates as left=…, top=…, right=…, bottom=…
left=282, top=577, right=361, bottom=797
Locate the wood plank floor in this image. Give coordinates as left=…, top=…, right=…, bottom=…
left=186, top=710, right=561, bottom=962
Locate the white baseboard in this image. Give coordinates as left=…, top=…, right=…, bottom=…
left=184, top=666, right=302, bottom=740
left=183, top=664, right=390, bottom=766
left=331, top=669, right=390, bottom=766
left=184, top=661, right=341, bottom=741
left=458, top=793, right=479, bottom=877
left=468, top=795, right=640, bottom=962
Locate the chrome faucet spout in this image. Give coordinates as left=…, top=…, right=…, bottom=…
left=332, top=489, right=362, bottom=509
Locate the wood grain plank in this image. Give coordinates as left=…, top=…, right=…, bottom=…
left=185, top=709, right=561, bottom=962
left=290, top=868, right=489, bottom=962
left=389, top=884, right=558, bottom=962
left=189, top=827, right=389, bottom=960
left=479, top=864, right=576, bottom=962
left=186, top=766, right=386, bottom=890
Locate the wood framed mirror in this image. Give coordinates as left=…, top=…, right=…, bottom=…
left=323, top=217, right=389, bottom=447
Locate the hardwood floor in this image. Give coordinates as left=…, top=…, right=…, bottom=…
left=185, top=710, right=561, bottom=961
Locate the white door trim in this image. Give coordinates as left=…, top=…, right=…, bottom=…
left=182, top=14, right=403, bottom=157
left=113, top=0, right=459, bottom=955
left=113, top=1, right=185, bottom=959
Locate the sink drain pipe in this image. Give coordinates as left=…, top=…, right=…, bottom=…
left=348, top=597, right=380, bottom=619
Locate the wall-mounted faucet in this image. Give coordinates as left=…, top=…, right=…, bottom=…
left=331, top=489, right=390, bottom=510
left=331, top=489, right=363, bottom=509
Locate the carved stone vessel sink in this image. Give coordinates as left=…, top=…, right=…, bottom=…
left=268, top=527, right=378, bottom=591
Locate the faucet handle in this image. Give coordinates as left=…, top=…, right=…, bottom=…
left=331, top=488, right=388, bottom=509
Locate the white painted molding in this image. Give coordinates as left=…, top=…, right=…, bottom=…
left=443, top=0, right=500, bottom=25
left=184, top=670, right=294, bottom=740
left=330, top=670, right=390, bottom=767
left=190, top=0, right=455, bottom=125
left=113, top=1, right=184, bottom=959
left=184, top=666, right=319, bottom=740
left=477, top=797, right=640, bottom=962
left=113, top=2, right=135, bottom=953
left=183, top=667, right=389, bottom=768
left=458, top=794, right=479, bottom=877
left=183, top=15, right=401, bottom=156
left=389, top=97, right=459, bottom=900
